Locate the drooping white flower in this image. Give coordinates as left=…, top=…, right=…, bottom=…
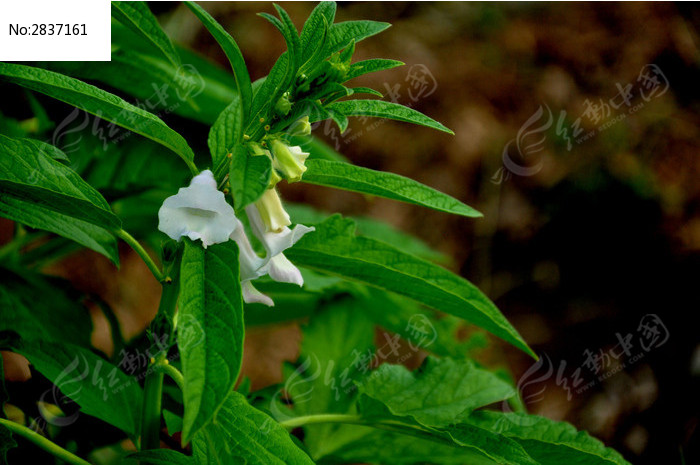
left=157, top=170, right=237, bottom=248
left=246, top=204, right=314, bottom=286
left=253, top=187, right=291, bottom=233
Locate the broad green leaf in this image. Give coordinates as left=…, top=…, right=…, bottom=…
left=320, top=425, right=500, bottom=464
left=327, top=99, right=454, bottom=134
left=359, top=358, right=515, bottom=427
left=229, top=144, right=272, bottom=210
left=467, top=411, right=632, bottom=465
left=286, top=300, right=375, bottom=457
left=0, top=63, right=196, bottom=171
left=325, top=20, right=391, bottom=57
left=185, top=1, right=252, bottom=118
left=299, top=2, right=336, bottom=67
left=0, top=135, right=120, bottom=229
left=178, top=240, right=245, bottom=444
left=285, top=215, right=535, bottom=358
left=12, top=340, right=143, bottom=436
left=192, top=390, right=314, bottom=465
left=0, top=194, right=119, bottom=263
left=128, top=450, right=193, bottom=465
left=0, top=268, right=92, bottom=347
left=302, top=159, right=482, bottom=218
left=111, top=1, right=182, bottom=68
left=348, top=399, right=538, bottom=465
left=20, top=138, right=69, bottom=162
left=344, top=58, right=405, bottom=81
left=0, top=135, right=120, bottom=262
left=208, top=94, right=243, bottom=169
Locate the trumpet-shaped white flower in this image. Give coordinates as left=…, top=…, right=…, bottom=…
left=158, top=170, right=237, bottom=248
left=227, top=204, right=314, bottom=306
left=270, top=141, right=310, bottom=183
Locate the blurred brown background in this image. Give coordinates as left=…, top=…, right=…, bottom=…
left=3, top=2, right=699, bottom=464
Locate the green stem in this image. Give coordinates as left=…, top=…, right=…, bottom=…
left=279, top=413, right=363, bottom=429
left=0, top=418, right=91, bottom=465
left=186, top=159, right=199, bottom=177
left=152, top=361, right=185, bottom=391
left=139, top=250, right=182, bottom=453
left=114, top=229, right=165, bottom=282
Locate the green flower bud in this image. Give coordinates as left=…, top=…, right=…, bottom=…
left=287, top=116, right=311, bottom=137
left=275, top=92, right=292, bottom=116
left=254, top=187, right=291, bottom=233
left=270, top=140, right=310, bottom=183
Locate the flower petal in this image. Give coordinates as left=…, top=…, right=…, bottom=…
left=242, top=281, right=274, bottom=307
left=245, top=204, right=315, bottom=257
left=157, top=170, right=237, bottom=248
left=266, top=254, right=304, bottom=286
left=229, top=217, right=266, bottom=282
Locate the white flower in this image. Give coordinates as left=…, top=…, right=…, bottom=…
left=253, top=188, right=291, bottom=232
left=227, top=204, right=314, bottom=306
left=157, top=170, right=237, bottom=248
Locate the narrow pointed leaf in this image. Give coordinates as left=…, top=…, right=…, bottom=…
left=325, top=20, right=391, bottom=56
left=185, top=1, right=252, bottom=118
left=344, top=58, right=404, bottom=81
left=302, top=159, right=482, bottom=218
left=208, top=94, right=243, bottom=169
left=229, top=144, right=272, bottom=209
left=285, top=215, right=535, bottom=358
left=0, top=63, right=196, bottom=170
left=299, top=1, right=336, bottom=66
left=328, top=99, right=453, bottom=134
left=178, top=240, right=245, bottom=444
left=111, top=1, right=182, bottom=68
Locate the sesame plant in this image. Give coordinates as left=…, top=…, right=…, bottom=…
left=0, top=2, right=632, bottom=464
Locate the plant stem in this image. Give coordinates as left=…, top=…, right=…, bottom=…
left=0, top=418, right=91, bottom=465
left=139, top=249, right=182, bottom=453
left=186, top=159, right=199, bottom=177
left=153, top=361, right=185, bottom=391
left=279, top=414, right=363, bottom=429
left=114, top=229, right=165, bottom=282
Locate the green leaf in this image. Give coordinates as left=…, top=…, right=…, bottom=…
left=325, top=20, right=391, bottom=57
left=302, top=159, right=482, bottom=218
left=327, top=99, right=454, bottom=134
left=178, top=240, right=245, bottom=444
left=111, top=1, right=182, bottom=68
left=286, top=299, right=375, bottom=457
left=0, top=135, right=119, bottom=229
left=128, top=450, right=193, bottom=465
left=185, top=1, right=252, bottom=118
left=208, top=94, right=243, bottom=169
left=0, top=135, right=120, bottom=262
left=250, top=52, right=290, bottom=124
left=229, top=144, right=272, bottom=210
left=299, top=2, right=336, bottom=67
left=358, top=358, right=515, bottom=427
left=20, top=138, right=69, bottom=162
left=344, top=58, right=405, bottom=81
left=12, top=340, right=143, bottom=436
left=260, top=4, right=301, bottom=71
left=285, top=215, right=535, bottom=358
left=320, top=425, right=501, bottom=464
left=0, top=63, right=196, bottom=171
left=0, top=268, right=93, bottom=347
left=0, top=194, right=119, bottom=263
left=349, top=86, right=383, bottom=98
left=192, top=390, right=314, bottom=465
left=467, top=411, right=632, bottom=465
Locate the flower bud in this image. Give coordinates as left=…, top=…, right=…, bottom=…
left=287, top=116, right=311, bottom=137
left=254, top=187, right=291, bottom=232
left=270, top=140, right=309, bottom=183
left=275, top=92, right=292, bottom=116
